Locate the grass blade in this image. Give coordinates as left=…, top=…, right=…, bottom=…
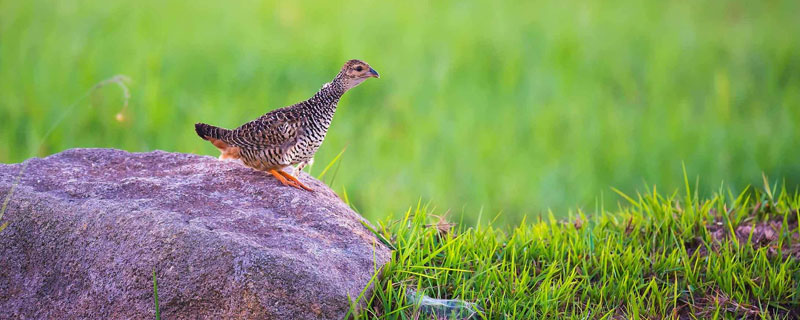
left=153, top=268, right=161, bottom=320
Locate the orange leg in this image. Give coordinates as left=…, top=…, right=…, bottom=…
left=268, top=169, right=293, bottom=187
left=277, top=169, right=313, bottom=192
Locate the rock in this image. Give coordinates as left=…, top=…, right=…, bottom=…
left=0, top=148, right=391, bottom=319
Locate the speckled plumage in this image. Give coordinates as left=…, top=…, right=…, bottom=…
left=195, top=59, right=379, bottom=191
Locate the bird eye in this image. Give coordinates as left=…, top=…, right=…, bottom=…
left=355, top=66, right=363, bottom=72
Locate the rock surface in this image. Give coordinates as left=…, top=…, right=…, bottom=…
left=0, top=148, right=391, bottom=319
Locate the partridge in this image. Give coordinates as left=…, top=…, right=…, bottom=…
left=195, top=59, right=379, bottom=191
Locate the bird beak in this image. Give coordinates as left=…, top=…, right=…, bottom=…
left=368, top=67, right=380, bottom=78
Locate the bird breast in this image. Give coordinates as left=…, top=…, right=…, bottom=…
left=289, top=118, right=330, bottom=163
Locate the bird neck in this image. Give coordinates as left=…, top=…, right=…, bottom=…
left=305, top=75, right=347, bottom=115
left=327, top=73, right=349, bottom=97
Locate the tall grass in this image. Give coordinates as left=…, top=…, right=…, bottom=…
left=2, top=0, right=799, bottom=224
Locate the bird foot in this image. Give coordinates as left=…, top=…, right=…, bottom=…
left=268, top=169, right=313, bottom=192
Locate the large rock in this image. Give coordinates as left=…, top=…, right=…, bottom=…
left=0, top=148, right=392, bottom=319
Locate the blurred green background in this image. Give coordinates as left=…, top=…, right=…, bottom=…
left=2, top=0, right=799, bottom=225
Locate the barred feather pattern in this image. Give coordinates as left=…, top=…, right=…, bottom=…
left=197, top=75, right=348, bottom=171
left=196, top=59, right=377, bottom=173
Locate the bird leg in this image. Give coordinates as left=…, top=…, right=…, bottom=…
left=278, top=169, right=313, bottom=191
left=295, top=158, right=313, bottom=174
left=267, top=169, right=313, bottom=192
left=268, top=169, right=293, bottom=187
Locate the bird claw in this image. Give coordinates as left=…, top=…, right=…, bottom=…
left=287, top=180, right=314, bottom=192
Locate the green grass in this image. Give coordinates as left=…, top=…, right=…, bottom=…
left=354, top=183, right=800, bottom=319
left=152, top=268, right=161, bottom=320
left=2, top=0, right=800, bottom=224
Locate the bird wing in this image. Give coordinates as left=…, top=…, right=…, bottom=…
left=226, top=108, right=305, bottom=151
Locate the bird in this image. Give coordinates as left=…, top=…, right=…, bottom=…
left=195, top=59, right=379, bottom=191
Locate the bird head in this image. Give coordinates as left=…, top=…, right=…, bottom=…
left=338, top=59, right=379, bottom=90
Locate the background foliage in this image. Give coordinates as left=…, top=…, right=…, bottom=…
left=2, top=0, right=799, bottom=224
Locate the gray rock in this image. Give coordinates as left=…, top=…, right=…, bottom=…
left=0, top=148, right=391, bottom=319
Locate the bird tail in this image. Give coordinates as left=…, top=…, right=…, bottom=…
left=195, top=123, right=227, bottom=141
left=195, top=123, right=241, bottom=160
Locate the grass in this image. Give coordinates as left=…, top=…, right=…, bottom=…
left=353, top=182, right=800, bottom=319
left=2, top=0, right=799, bottom=224
left=152, top=268, right=161, bottom=320
left=2, top=3, right=798, bottom=315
